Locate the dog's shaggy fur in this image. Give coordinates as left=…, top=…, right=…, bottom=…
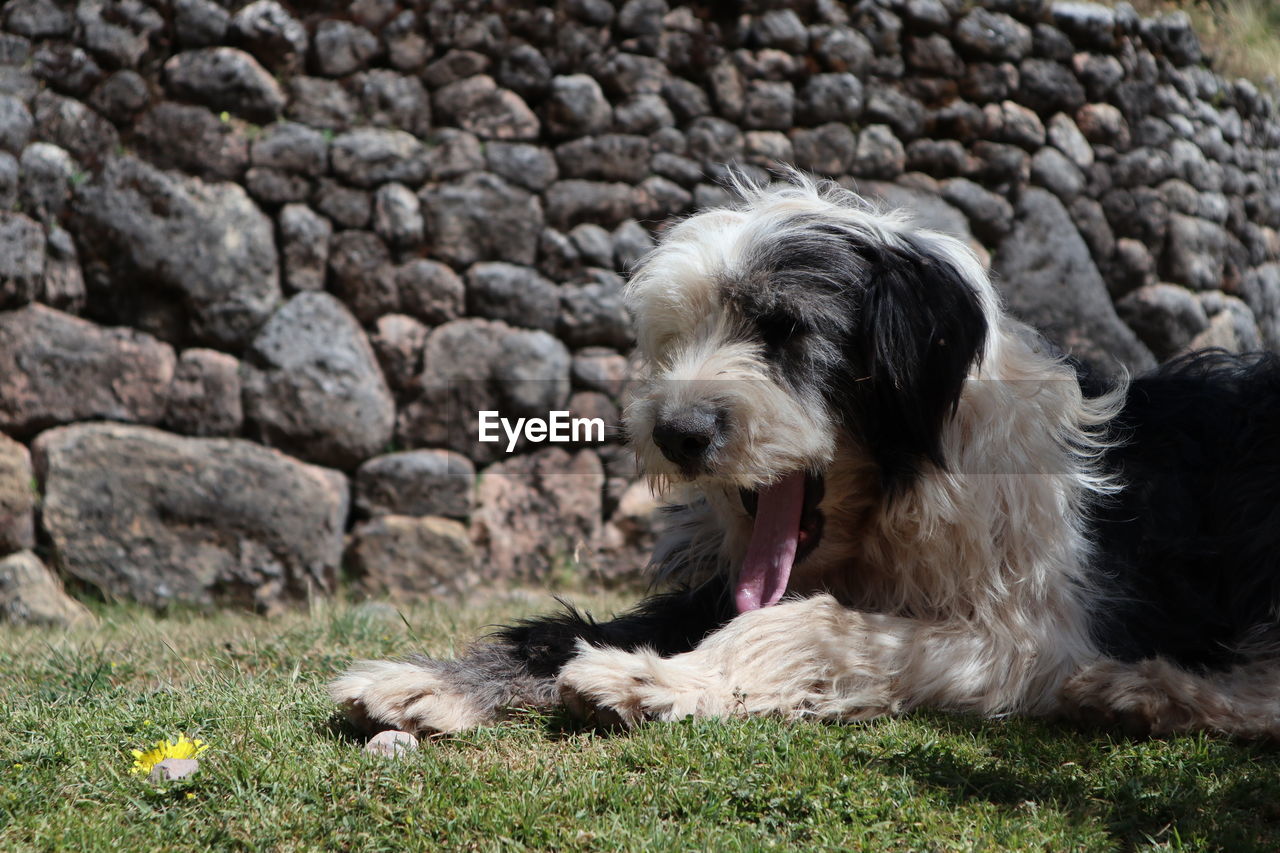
left=332, top=177, right=1280, bottom=738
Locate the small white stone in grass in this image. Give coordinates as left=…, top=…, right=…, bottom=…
left=148, top=758, right=199, bottom=782
left=365, top=730, right=418, bottom=757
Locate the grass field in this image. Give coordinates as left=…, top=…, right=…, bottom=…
left=3, top=589, right=1280, bottom=852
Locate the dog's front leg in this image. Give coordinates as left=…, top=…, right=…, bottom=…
left=558, top=594, right=1044, bottom=726
left=330, top=581, right=734, bottom=735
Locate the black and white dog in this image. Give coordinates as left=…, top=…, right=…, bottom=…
left=332, top=176, right=1280, bottom=738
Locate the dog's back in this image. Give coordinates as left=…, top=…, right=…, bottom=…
left=1088, top=350, right=1280, bottom=669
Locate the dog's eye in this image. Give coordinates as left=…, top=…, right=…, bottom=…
left=757, top=312, right=803, bottom=351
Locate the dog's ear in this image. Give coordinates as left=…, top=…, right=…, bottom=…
left=839, top=242, right=988, bottom=492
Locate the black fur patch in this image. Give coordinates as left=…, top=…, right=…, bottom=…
left=842, top=239, right=988, bottom=491
left=1087, top=350, right=1280, bottom=670
left=492, top=578, right=735, bottom=679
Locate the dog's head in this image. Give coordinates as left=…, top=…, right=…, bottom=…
left=623, top=176, right=999, bottom=611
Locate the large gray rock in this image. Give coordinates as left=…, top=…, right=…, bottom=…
left=0, top=153, right=17, bottom=210
left=797, top=73, right=863, bottom=125
left=544, top=180, right=634, bottom=230
left=571, top=347, right=631, bottom=397
left=327, top=230, right=397, bottom=324
left=559, top=275, right=633, bottom=350
left=0, top=550, right=95, bottom=627
left=396, top=319, right=571, bottom=464
left=636, top=181, right=693, bottom=222
left=555, top=135, right=650, bottom=183
left=163, top=47, right=285, bottom=123
left=229, top=0, right=307, bottom=73
left=175, top=0, right=229, bottom=48
left=4, top=0, right=73, bottom=38
left=0, top=433, right=34, bottom=553
left=250, top=121, right=327, bottom=175
left=356, top=449, right=475, bottom=520
left=1052, top=1, right=1118, bottom=49
left=396, top=259, right=464, bottom=325
left=75, top=0, right=162, bottom=68
left=71, top=156, right=280, bottom=350
left=1116, top=283, right=1209, bottom=360
left=286, top=76, right=357, bottom=129
left=242, top=292, right=394, bottom=470
left=421, top=128, right=485, bottom=182
left=544, top=74, right=612, bottom=138
left=485, top=142, right=559, bottom=192
left=308, top=178, right=367, bottom=227
left=471, top=447, right=605, bottom=581
left=311, top=19, right=378, bottom=76
left=853, top=124, right=905, bottom=180
left=792, top=123, right=856, bottom=176
left=354, top=69, right=432, bottom=136
left=1030, top=146, right=1085, bottom=201
left=133, top=103, right=250, bottom=183
left=466, top=262, right=559, bottom=332
left=420, top=173, right=542, bottom=267
left=954, top=9, right=1032, bottom=60
left=994, top=189, right=1155, bottom=378
left=1017, top=58, right=1086, bottom=115
left=331, top=128, right=429, bottom=188
left=432, top=75, right=539, bottom=140
left=0, top=304, right=175, bottom=438
left=33, top=423, right=347, bottom=611
left=941, top=177, right=1014, bottom=243
left=1163, top=213, right=1240, bottom=291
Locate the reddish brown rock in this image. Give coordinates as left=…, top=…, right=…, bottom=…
left=0, top=550, right=96, bottom=627
left=347, top=515, right=475, bottom=600
left=163, top=348, right=243, bottom=437
left=0, top=304, right=176, bottom=439
left=471, top=448, right=604, bottom=581
left=370, top=314, right=428, bottom=394
left=355, top=449, right=475, bottom=520
left=34, top=422, right=348, bottom=611
left=0, top=433, right=35, bottom=553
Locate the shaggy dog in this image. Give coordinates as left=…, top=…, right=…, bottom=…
left=331, top=176, right=1280, bottom=738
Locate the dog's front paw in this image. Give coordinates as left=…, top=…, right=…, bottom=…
left=328, top=658, right=497, bottom=735
left=556, top=645, right=727, bottom=728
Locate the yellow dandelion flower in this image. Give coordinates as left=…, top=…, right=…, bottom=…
left=130, top=734, right=209, bottom=776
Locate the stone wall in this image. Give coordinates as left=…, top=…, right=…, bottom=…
left=0, top=0, right=1277, bottom=620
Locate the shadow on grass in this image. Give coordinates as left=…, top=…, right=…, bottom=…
left=883, top=712, right=1280, bottom=851
left=318, top=710, right=374, bottom=745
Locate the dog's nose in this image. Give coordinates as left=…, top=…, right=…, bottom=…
left=653, top=407, right=721, bottom=470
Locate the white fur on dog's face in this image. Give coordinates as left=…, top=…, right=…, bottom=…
left=622, top=203, right=840, bottom=493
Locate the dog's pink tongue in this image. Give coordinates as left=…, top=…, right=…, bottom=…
left=735, top=471, right=805, bottom=614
